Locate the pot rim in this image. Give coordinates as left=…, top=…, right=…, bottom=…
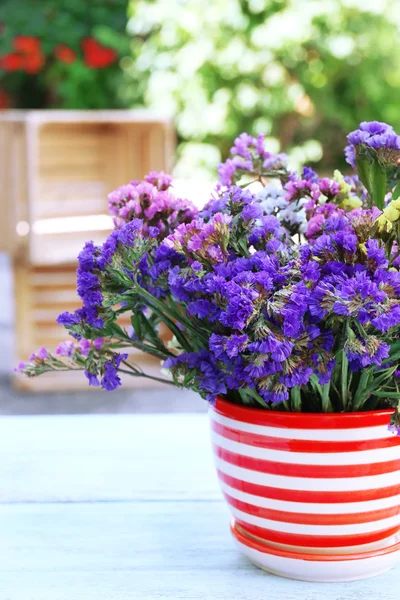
left=214, top=397, right=394, bottom=429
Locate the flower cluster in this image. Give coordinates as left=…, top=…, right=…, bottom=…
left=15, top=338, right=127, bottom=392
left=16, top=122, right=400, bottom=433
left=108, top=171, right=198, bottom=239
left=345, top=121, right=400, bottom=169
left=217, top=133, right=288, bottom=188
left=156, top=207, right=400, bottom=406
left=0, top=35, right=118, bottom=74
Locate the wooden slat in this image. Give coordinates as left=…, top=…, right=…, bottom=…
left=12, top=260, right=169, bottom=391
left=1, top=113, right=174, bottom=261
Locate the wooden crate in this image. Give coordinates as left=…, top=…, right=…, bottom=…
left=13, top=262, right=169, bottom=392
left=0, top=110, right=175, bottom=262
left=1, top=110, right=175, bottom=391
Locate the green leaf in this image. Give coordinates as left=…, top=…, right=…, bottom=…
left=321, top=382, right=333, bottom=413
left=364, top=366, right=397, bottom=395
left=370, top=161, right=387, bottom=210
left=383, top=350, right=400, bottom=364
left=130, top=314, right=143, bottom=340
left=239, top=387, right=268, bottom=408
left=355, top=156, right=372, bottom=195
left=340, top=350, right=349, bottom=410
left=134, top=285, right=193, bottom=352
left=353, top=369, right=373, bottom=410
left=372, top=391, right=400, bottom=400
left=309, top=374, right=323, bottom=398
left=290, top=386, right=302, bottom=412
left=392, top=182, right=400, bottom=201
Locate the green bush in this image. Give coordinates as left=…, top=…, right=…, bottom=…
left=126, top=0, right=400, bottom=175
left=0, top=0, right=130, bottom=108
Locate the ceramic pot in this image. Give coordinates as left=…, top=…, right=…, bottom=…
left=209, top=398, right=400, bottom=581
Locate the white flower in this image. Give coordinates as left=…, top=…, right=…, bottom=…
left=280, top=197, right=308, bottom=233
left=256, top=182, right=288, bottom=214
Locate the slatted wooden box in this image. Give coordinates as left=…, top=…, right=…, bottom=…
left=13, top=262, right=168, bottom=392
left=0, top=110, right=175, bottom=262
left=0, top=110, right=175, bottom=391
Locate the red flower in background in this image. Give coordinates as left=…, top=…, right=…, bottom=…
left=54, top=44, right=77, bottom=64
left=82, top=37, right=117, bottom=68
left=0, top=36, right=45, bottom=74
left=22, top=52, right=45, bottom=74
left=13, top=35, right=41, bottom=55
left=0, top=53, right=23, bottom=71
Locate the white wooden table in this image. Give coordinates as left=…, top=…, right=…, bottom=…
left=0, top=414, right=398, bottom=599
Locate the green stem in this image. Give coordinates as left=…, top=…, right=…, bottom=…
left=290, top=386, right=302, bottom=412
left=341, top=349, right=349, bottom=411
left=119, top=363, right=176, bottom=386
left=321, top=382, right=333, bottom=413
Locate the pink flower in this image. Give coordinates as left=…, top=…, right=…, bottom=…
left=306, top=214, right=325, bottom=238
left=36, top=347, right=48, bottom=360
left=14, top=361, right=26, bottom=373
left=56, top=341, right=75, bottom=356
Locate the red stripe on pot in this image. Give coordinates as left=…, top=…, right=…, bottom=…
left=223, top=493, right=400, bottom=526
left=213, top=445, right=400, bottom=478
left=211, top=419, right=400, bottom=453
left=216, top=470, right=400, bottom=503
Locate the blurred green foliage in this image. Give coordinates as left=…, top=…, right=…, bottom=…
left=0, top=0, right=130, bottom=108
left=126, top=0, right=400, bottom=176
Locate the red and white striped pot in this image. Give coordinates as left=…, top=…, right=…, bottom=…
left=209, top=398, right=400, bottom=582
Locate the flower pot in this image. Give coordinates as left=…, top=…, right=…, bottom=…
left=209, top=398, right=400, bottom=581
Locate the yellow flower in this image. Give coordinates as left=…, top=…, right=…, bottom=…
left=339, top=196, right=362, bottom=210
left=383, top=202, right=400, bottom=222
left=333, top=170, right=352, bottom=195
left=359, top=242, right=367, bottom=255
left=377, top=214, right=393, bottom=232
left=333, top=170, right=362, bottom=210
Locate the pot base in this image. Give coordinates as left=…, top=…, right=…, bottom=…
left=231, top=520, right=400, bottom=582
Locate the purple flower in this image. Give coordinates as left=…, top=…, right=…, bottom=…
left=144, top=170, right=173, bottom=190
left=36, top=347, right=48, bottom=360
left=101, top=353, right=128, bottom=392
left=188, top=299, right=214, bottom=319
left=109, top=172, right=197, bottom=237
left=56, top=341, right=75, bottom=356
left=77, top=241, right=97, bottom=272
left=57, top=311, right=81, bottom=327
left=217, top=133, right=288, bottom=188
left=302, top=167, right=319, bottom=182
left=371, top=306, right=400, bottom=333
left=85, top=371, right=100, bottom=387
left=345, top=337, right=390, bottom=371
left=220, top=294, right=255, bottom=330
left=346, top=121, right=400, bottom=167
left=242, top=203, right=263, bottom=221
left=365, top=239, right=388, bottom=268
left=344, top=144, right=356, bottom=168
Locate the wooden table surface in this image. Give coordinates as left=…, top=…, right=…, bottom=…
left=0, top=413, right=398, bottom=599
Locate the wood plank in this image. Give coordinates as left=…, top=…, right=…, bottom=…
left=0, top=414, right=398, bottom=597
left=0, top=414, right=215, bottom=501
left=0, top=568, right=396, bottom=600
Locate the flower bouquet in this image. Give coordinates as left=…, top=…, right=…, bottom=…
left=17, top=122, right=400, bottom=582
